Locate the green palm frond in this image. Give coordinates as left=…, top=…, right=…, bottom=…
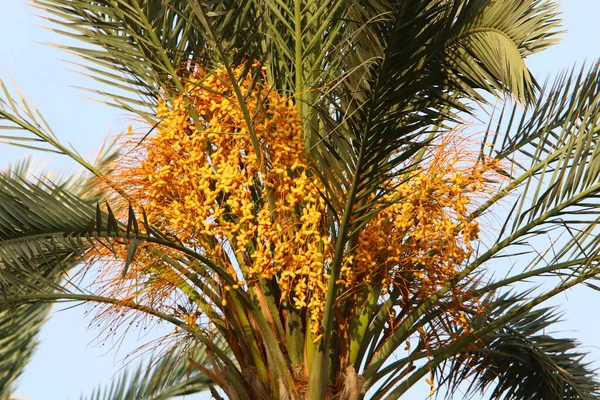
left=443, top=293, right=599, bottom=400
left=0, top=303, right=50, bottom=400
left=367, top=278, right=600, bottom=400
left=443, top=0, right=561, bottom=103
left=473, top=62, right=600, bottom=269
left=0, top=78, right=113, bottom=179
left=0, top=78, right=75, bottom=154
left=35, top=0, right=187, bottom=115
left=82, top=344, right=215, bottom=400
left=33, top=0, right=257, bottom=116
left=0, top=173, right=94, bottom=293
left=0, top=163, right=99, bottom=400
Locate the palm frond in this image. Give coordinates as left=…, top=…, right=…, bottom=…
left=312, top=0, right=562, bottom=230
left=0, top=303, right=50, bottom=400
left=443, top=0, right=562, bottom=103
left=443, top=293, right=599, bottom=400
left=34, top=0, right=185, bottom=115
left=0, top=78, right=109, bottom=177
left=471, top=61, right=600, bottom=271
left=32, top=0, right=258, bottom=116
left=0, top=172, right=95, bottom=293
left=0, top=163, right=99, bottom=400
left=373, top=276, right=600, bottom=400
left=82, top=344, right=214, bottom=400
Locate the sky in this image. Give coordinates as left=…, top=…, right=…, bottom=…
left=1, top=1, right=600, bottom=399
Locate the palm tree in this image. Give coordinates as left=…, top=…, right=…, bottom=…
left=1, top=0, right=600, bottom=399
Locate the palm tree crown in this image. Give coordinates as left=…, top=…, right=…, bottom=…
left=1, top=1, right=600, bottom=399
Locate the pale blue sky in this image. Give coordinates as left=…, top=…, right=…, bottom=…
left=1, top=1, right=600, bottom=399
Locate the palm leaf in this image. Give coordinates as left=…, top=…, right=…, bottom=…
left=82, top=344, right=214, bottom=400
left=442, top=0, right=561, bottom=103
left=0, top=172, right=95, bottom=293
left=0, top=303, right=50, bottom=400
left=470, top=61, right=600, bottom=278
left=33, top=0, right=257, bottom=116
left=0, top=78, right=112, bottom=178
left=0, top=162, right=101, bottom=400
left=443, top=293, right=599, bottom=400
left=35, top=0, right=187, bottom=115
